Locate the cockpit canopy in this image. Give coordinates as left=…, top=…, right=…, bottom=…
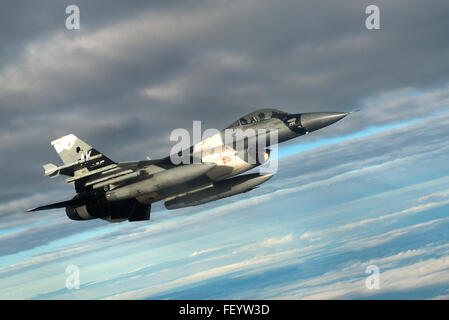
left=226, top=108, right=288, bottom=128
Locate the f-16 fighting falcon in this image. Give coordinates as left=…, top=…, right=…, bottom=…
left=27, top=109, right=354, bottom=222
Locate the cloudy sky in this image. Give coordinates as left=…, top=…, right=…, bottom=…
left=1, top=0, right=449, bottom=299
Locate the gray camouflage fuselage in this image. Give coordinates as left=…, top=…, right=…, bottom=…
left=27, top=108, right=352, bottom=222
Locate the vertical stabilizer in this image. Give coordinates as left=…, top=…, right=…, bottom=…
left=51, top=134, right=93, bottom=165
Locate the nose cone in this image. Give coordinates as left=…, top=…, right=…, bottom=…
left=300, top=112, right=348, bottom=132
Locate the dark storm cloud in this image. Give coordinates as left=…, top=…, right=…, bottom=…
left=0, top=0, right=201, bottom=68
left=1, top=1, right=449, bottom=214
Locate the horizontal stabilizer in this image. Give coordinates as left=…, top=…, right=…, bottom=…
left=43, top=163, right=59, bottom=178
left=26, top=197, right=88, bottom=212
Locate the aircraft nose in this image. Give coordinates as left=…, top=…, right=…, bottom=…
left=300, top=112, right=348, bottom=132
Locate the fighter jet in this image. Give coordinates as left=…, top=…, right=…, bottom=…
left=27, top=109, right=353, bottom=222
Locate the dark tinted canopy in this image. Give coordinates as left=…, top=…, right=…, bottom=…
left=226, top=108, right=288, bottom=128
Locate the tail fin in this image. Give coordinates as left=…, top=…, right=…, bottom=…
left=51, top=134, right=114, bottom=165
left=51, top=134, right=93, bottom=165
